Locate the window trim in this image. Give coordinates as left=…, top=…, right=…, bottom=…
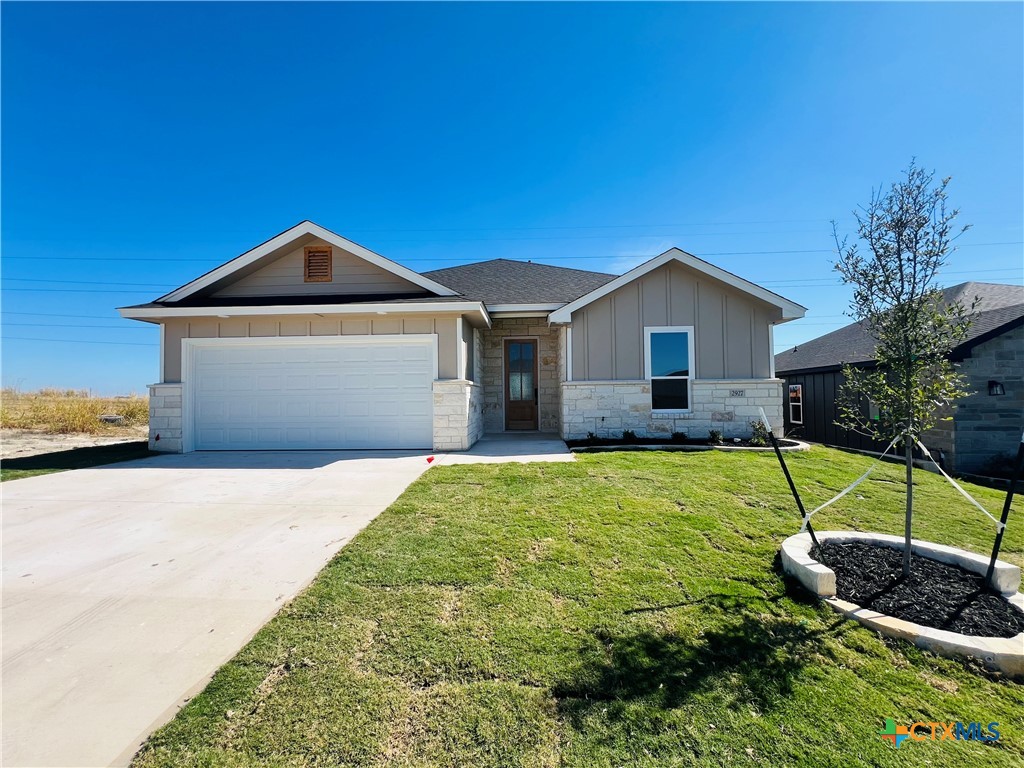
left=788, top=383, right=803, bottom=425
left=303, top=245, right=333, bottom=283
left=643, top=325, right=695, bottom=413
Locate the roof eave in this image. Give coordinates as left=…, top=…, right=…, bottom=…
left=118, top=300, right=492, bottom=328
left=950, top=314, right=1024, bottom=361
left=775, top=359, right=876, bottom=376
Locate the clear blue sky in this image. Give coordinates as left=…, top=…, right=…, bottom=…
left=3, top=2, right=1021, bottom=394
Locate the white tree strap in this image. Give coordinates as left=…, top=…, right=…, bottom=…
left=912, top=435, right=1006, bottom=532
left=799, top=434, right=903, bottom=531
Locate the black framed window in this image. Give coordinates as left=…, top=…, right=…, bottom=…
left=644, top=327, right=693, bottom=412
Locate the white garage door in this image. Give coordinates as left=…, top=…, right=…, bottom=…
left=188, top=337, right=435, bottom=450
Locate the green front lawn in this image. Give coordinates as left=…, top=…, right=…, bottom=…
left=134, top=447, right=1024, bottom=767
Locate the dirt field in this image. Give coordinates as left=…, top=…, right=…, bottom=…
left=0, top=389, right=149, bottom=460
left=1, top=388, right=147, bottom=431
left=1, top=427, right=149, bottom=460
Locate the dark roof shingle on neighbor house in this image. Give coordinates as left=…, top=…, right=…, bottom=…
left=422, top=258, right=617, bottom=305
left=775, top=282, right=1024, bottom=374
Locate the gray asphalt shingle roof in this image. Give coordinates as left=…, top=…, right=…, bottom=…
left=422, top=259, right=617, bottom=305
left=774, top=282, right=1024, bottom=373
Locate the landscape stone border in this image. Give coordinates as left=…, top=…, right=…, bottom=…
left=570, top=440, right=811, bottom=454
left=712, top=440, right=810, bottom=453
left=781, top=531, right=1024, bottom=678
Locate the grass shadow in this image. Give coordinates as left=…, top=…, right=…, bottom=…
left=555, top=612, right=844, bottom=723
left=1, top=440, right=152, bottom=475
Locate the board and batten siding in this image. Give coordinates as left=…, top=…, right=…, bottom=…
left=160, top=313, right=460, bottom=382
left=211, top=239, right=428, bottom=298
left=570, top=261, right=781, bottom=381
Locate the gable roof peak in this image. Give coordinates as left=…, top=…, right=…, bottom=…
left=156, top=221, right=460, bottom=303
left=547, top=247, right=806, bottom=324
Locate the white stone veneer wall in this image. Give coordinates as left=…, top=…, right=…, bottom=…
left=148, top=382, right=183, bottom=452
left=560, top=379, right=784, bottom=440
left=433, top=379, right=484, bottom=451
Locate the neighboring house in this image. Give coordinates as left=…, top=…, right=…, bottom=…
left=119, top=221, right=805, bottom=453
left=775, top=282, right=1024, bottom=475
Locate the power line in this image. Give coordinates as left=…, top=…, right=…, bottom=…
left=0, top=247, right=837, bottom=263
left=3, top=265, right=1020, bottom=293
left=1, top=336, right=158, bottom=346
left=0, top=311, right=127, bottom=319
left=0, top=288, right=157, bottom=293
left=340, top=218, right=850, bottom=232
left=3, top=278, right=172, bottom=287
left=1, top=240, right=1020, bottom=264
left=2, top=322, right=152, bottom=330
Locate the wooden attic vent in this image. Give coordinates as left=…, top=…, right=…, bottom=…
left=304, top=245, right=333, bottom=283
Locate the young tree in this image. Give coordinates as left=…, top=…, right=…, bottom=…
left=832, top=161, right=975, bottom=575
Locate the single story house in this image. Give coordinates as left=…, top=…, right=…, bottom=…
left=119, top=221, right=805, bottom=452
left=775, top=281, right=1024, bottom=475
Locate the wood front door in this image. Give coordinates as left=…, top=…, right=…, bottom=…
left=504, top=339, right=538, bottom=430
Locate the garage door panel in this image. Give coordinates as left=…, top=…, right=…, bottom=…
left=257, top=400, right=282, bottom=418
left=345, top=401, right=371, bottom=417
left=284, top=401, right=311, bottom=418
left=314, top=401, right=341, bottom=417
left=401, top=401, right=432, bottom=418
left=256, top=375, right=284, bottom=391
left=196, top=400, right=229, bottom=420
left=342, top=373, right=372, bottom=390
left=191, top=339, right=434, bottom=450
left=228, top=401, right=258, bottom=419
left=285, top=374, right=312, bottom=390
left=228, top=428, right=256, bottom=444
left=196, top=428, right=225, bottom=445
left=256, top=427, right=284, bottom=443
left=314, top=374, right=341, bottom=389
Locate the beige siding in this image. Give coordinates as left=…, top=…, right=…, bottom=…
left=460, top=317, right=476, bottom=381
left=160, top=313, right=460, bottom=381
left=211, top=239, right=428, bottom=298
left=570, top=261, right=782, bottom=381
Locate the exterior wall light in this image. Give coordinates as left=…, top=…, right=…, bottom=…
left=988, top=380, right=1005, bottom=396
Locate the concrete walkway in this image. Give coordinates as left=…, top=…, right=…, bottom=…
left=1, top=450, right=434, bottom=768
left=434, top=432, right=574, bottom=465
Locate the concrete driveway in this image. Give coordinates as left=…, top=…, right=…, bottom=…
left=1, top=451, right=433, bottom=767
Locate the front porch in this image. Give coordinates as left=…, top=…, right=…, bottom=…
left=434, top=431, right=573, bottom=464
left=478, top=318, right=563, bottom=434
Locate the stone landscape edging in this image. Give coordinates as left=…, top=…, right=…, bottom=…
left=781, top=530, right=1024, bottom=678
left=712, top=440, right=810, bottom=453
left=569, top=440, right=810, bottom=454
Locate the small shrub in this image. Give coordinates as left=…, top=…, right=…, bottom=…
left=671, top=431, right=687, bottom=444
left=586, top=431, right=598, bottom=446
left=115, top=396, right=149, bottom=426
left=621, top=430, right=637, bottom=444
left=708, top=429, right=723, bottom=445
left=749, top=419, right=771, bottom=447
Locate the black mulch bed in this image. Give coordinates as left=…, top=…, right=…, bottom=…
left=565, top=437, right=801, bottom=449
left=811, top=541, right=1024, bottom=639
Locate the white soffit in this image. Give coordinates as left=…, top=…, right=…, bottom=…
left=118, top=301, right=491, bottom=327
